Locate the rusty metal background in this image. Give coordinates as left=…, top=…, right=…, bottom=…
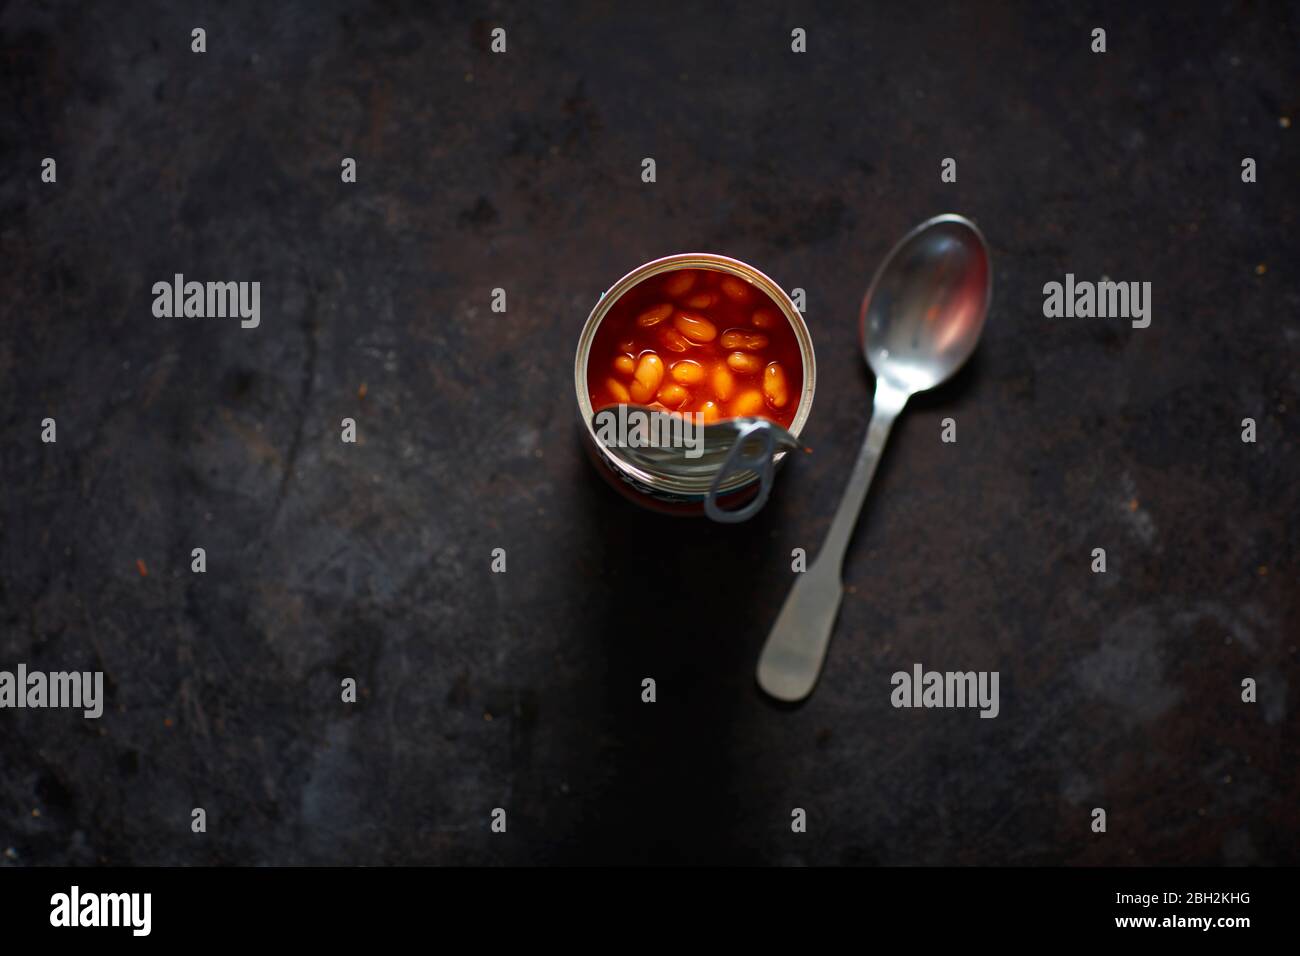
left=1, top=1, right=1296, bottom=864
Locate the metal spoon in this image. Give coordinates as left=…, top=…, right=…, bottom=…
left=756, top=214, right=993, bottom=702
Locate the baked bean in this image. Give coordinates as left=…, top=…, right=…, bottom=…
left=726, top=351, right=762, bottom=373
left=731, top=389, right=765, bottom=417
left=658, top=326, right=691, bottom=352
left=629, top=352, right=665, bottom=403
left=720, top=328, right=770, bottom=351
left=657, top=383, right=689, bottom=408
left=673, top=310, right=718, bottom=343
left=670, top=359, right=705, bottom=384
left=636, top=303, right=673, bottom=328
left=588, top=266, right=803, bottom=430
left=763, top=361, right=789, bottom=408
left=606, top=377, right=631, bottom=403
left=711, top=363, right=735, bottom=401
left=663, top=270, right=696, bottom=297
left=719, top=276, right=753, bottom=303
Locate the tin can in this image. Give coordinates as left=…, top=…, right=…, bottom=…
left=574, top=253, right=816, bottom=516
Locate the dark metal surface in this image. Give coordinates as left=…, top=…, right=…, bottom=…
left=1, top=1, right=1296, bottom=865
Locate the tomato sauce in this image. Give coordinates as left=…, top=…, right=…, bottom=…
left=586, top=267, right=804, bottom=428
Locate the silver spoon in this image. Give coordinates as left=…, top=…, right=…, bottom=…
left=756, top=214, right=993, bottom=702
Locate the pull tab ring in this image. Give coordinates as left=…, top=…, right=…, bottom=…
left=704, top=420, right=779, bottom=523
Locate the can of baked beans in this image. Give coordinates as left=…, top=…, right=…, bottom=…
left=574, top=253, right=816, bottom=517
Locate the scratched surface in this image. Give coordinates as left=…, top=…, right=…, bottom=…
left=0, top=1, right=1297, bottom=865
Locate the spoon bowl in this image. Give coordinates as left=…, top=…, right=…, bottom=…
left=862, top=214, right=992, bottom=395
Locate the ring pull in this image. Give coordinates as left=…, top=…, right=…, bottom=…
left=704, top=420, right=779, bottom=523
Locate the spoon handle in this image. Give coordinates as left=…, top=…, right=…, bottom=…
left=756, top=380, right=906, bottom=702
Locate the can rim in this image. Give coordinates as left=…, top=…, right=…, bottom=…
left=573, top=253, right=817, bottom=497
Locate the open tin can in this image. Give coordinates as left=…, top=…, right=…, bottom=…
left=574, top=253, right=816, bottom=517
